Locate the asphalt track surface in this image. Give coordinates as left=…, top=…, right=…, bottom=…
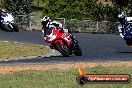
left=0, top=30, right=132, bottom=65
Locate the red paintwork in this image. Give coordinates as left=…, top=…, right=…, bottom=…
left=44, top=28, right=72, bottom=48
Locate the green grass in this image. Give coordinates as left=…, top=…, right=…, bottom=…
left=0, top=41, right=51, bottom=59
left=0, top=66, right=131, bottom=88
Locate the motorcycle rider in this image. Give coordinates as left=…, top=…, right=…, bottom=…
left=0, top=8, right=7, bottom=17
left=41, top=16, right=77, bottom=53
left=117, top=12, right=127, bottom=38
left=41, top=16, right=64, bottom=39
left=118, top=12, right=127, bottom=25
left=0, top=8, right=7, bottom=13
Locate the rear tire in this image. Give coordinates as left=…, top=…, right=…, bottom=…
left=126, top=39, right=132, bottom=46
left=54, top=42, right=69, bottom=57
left=74, top=45, right=82, bottom=56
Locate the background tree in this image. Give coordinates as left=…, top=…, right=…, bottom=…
left=3, top=0, right=32, bottom=15
left=1, top=0, right=129, bottom=21
left=112, top=0, right=131, bottom=14
left=42, top=0, right=85, bottom=19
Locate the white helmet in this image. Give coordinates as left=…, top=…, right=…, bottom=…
left=41, top=16, right=52, bottom=27
left=118, top=12, right=127, bottom=19
left=41, top=16, right=51, bottom=22
left=118, top=12, right=127, bottom=24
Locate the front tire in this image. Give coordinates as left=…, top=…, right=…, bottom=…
left=126, top=39, right=132, bottom=46
left=1, top=24, right=13, bottom=32
left=11, top=23, right=19, bottom=32
left=54, top=42, right=69, bottom=57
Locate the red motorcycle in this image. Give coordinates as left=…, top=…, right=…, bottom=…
left=44, top=28, right=82, bottom=56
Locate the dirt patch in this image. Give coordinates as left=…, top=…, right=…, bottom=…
left=0, top=61, right=132, bottom=74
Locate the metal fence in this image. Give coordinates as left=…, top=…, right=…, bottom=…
left=14, top=15, right=119, bottom=34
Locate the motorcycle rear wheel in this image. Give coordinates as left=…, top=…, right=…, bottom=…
left=74, top=45, right=82, bottom=56
left=54, top=42, right=69, bottom=57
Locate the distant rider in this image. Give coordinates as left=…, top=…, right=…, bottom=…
left=117, top=12, right=127, bottom=38
left=0, top=8, right=7, bottom=16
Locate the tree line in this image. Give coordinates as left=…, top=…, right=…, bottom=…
left=0, top=0, right=132, bottom=21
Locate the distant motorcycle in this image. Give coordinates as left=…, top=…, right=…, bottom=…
left=0, top=12, right=19, bottom=32
left=44, top=28, right=82, bottom=56
left=118, top=19, right=132, bottom=46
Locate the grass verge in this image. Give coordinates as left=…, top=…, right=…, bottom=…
left=0, top=65, right=131, bottom=88
left=0, top=41, right=51, bottom=59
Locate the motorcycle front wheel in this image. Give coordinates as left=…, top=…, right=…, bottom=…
left=54, top=42, right=69, bottom=57
left=1, top=24, right=13, bottom=32
left=11, top=23, right=19, bottom=32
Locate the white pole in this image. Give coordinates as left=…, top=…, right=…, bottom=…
left=96, top=21, right=99, bottom=32
left=29, top=14, right=32, bottom=31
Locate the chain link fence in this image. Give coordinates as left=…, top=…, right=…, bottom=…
left=65, top=19, right=119, bottom=34
left=14, top=14, right=119, bottom=34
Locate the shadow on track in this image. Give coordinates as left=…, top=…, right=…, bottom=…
left=116, top=51, right=132, bottom=53
left=0, top=55, right=85, bottom=65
